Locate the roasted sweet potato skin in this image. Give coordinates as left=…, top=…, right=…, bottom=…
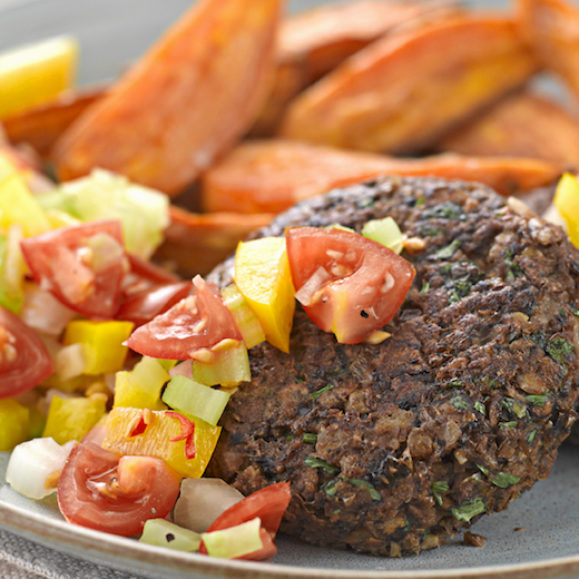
left=518, top=0, right=579, bottom=98
left=251, top=0, right=460, bottom=136
left=438, top=92, right=579, bottom=169
left=201, top=140, right=562, bottom=214
left=155, top=206, right=273, bottom=277
left=53, top=0, right=282, bottom=196
left=278, top=16, right=539, bottom=154
left=2, top=87, right=104, bottom=159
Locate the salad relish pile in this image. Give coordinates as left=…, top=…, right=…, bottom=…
left=0, top=149, right=416, bottom=559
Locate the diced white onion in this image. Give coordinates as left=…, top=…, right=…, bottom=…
left=6, top=438, right=76, bottom=499
left=20, top=284, right=76, bottom=336
left=54, top=343, right=86, bottom=381
left=173, top=478, right=243, bottom=533
left=170, top=360, right=193, bottom=380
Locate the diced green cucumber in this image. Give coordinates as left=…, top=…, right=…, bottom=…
left=139, top=519, right=201, bottom=552
left=162, top=375, right=230, bottom=426
left=202, top=517, right=263, bottom=559
left=37, top=169, right=169, bottom=258
left=361, top=217, right=403, bottom=254
left=192, top=341, right=250, bottom=387
left=221, top=284, right=265, bottom=349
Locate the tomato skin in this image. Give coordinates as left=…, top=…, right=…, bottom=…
left=199, top=482, right=291, bottom=560
left=117, top=281, right=192, bottom=327
left=126, top=253, right=180, bottom=286
left=57, top=442, right=181, bottom=536
left=126, top=275, right=242, bottom=359
left=285, top=227, right=415, bottom=343
left=0, top=306, right=54, bottom=399
left=20, top=220, right=128, bottom=319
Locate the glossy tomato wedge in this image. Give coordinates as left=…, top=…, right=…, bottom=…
left=199, top=482, right=291, bottom=560
left=285, top=227, right=415, bottom=344
left=20, top=220, right=128, bottom=319
left=57, top=441, right=181, bottom=536
left=126, top=275, right=242, bottom=359
left=122, top=253, right=180, bottom=297
left=117, top=281, right=192, bottom=327
left=0, top=306, right=54, bottom=399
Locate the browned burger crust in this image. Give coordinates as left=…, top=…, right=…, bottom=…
left=208, top=176, right=579, bottom=556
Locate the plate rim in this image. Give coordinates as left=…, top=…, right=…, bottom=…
left=1, top=494, right=579, bottom=579
left=0, top=0, right=578, bottom=577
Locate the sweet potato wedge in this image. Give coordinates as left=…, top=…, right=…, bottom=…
left=518, top=0, right=579, bottom=98
left=438, top=92, right=579, bottom=168
left=53, top=0, right=282, bottom=196
left=2, top=87, right=105, bottom=158
left=251, top=0, right=460, bottom=136
left=155, top=206, right=273, bottom=276
left=200, top=140, right=562, bottom=214
left=278, top=15, right=539, bottom=154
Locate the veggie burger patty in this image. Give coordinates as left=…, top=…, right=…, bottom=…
left=208, top=176, right=579, bottom=556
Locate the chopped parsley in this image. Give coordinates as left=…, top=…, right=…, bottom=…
left=422, top=202, right=464, bottom=220
left=433, top=239, right=461, bottom=260
left=323, top=479, right=339, bottom=496
left=303, top=433, right=318, bottom=444
left=450, top=394, right=469, bottom=411
left=415, top=195, right=426, bottom=207
left=500, top=421, right=518, bottom=430
left=546, top=337, right=574, bottom=365
left=448, top=276, right=475, bottom=303
left=311, top=383, right=334, bottom=399
left=527, top=429, right=537, bottom=445
left=343, top=478, right=381, bottom=501
left=504, top=248, right=524, bottom=281
left=502, top=397, right=527, bottom=419
left=474, top=401, right=486, bottom=415
left=420, top=280, right=430, bottom=294
left=476, top=464, right=489, bottom=476
left=491, top=472, right=520, bottom=488
left=451, top=497, right=486, bottom=522
left=526, top=394, right=549, bottom=407
left=304, top=456, right=340, bottom=475
left=431, top=481, right=449, bottom=506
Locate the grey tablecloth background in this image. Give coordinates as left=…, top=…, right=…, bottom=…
left=0, top=529, right=139, bottom=579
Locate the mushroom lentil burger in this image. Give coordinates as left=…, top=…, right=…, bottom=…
left=208, top=176, right=579, bottom=557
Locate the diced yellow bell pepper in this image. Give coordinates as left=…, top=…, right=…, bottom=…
left=103, top=407, right=221, bottom=479
left=0, top=173, right=51, bottom=237
left=0, top=152, right=18, bottom=184
left=0, top=225, right=26, bottom=314
left=42, top=394, right=107, bottom=444
left=554, top=173, right=579, bottom=249
left=0, top=36, right=78, bottom=119
left=234, top=237, right=295, bottom=353
left=0, top=398, right=30, bottom=451
left=114, top=356, right=169, bottom=410
left=45, top=209, right=82, bottom=230
left=64, top=320, right=134, bottom=375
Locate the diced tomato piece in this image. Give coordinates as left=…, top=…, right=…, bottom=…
left=199, top=482, right=291, bottom=560
left=126, top=275, right=242, bottom=359
left=285, top=227, right=415, bottom=343
left=117, top=281, right=192, bottom=327
left=20, top=220, right=128, bottom=319
left=57, top=441, right=181, bottom=536
left=0, top=306, right=54, bottom=398
left=125, top=253, right=180, bottom=291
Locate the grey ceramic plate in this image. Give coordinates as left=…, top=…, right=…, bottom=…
left=0, top=0, right=578, bottom=577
